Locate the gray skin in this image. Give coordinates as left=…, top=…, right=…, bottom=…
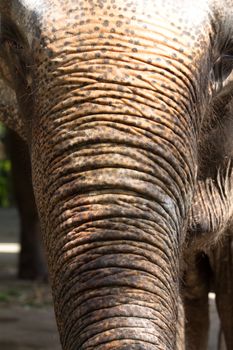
left=184, top=81, right=233, bottom=350
left=0, top=1, right=233, bottom=349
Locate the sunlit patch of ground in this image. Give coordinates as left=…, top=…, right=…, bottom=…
left=0, top=243, right=20, bottom=253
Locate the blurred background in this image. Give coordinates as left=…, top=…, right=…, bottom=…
left=0, top=125, right=61, bottom=350
left=0, top=124, right=225, bottom=350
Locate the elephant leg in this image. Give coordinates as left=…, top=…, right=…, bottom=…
left=5, top=129, right=47, bottom=280
left=183, top=253, right=211, bottom=350
left=176, top=295, right=185, bottom=350
left=218, top=328, right=227, bottom=350
left=209, top=227, right=233, bottom=350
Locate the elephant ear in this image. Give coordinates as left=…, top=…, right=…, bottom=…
left=0, top=79, right=26, bottom=139
left=0, top=21, right=26, bottom=138
left=0, top=7, right=30, bottom=140
left=0, top=1, right=12, bottom=16
left=188, top=162, right=233, bottom=250
left=188, top=80, right=233, bottom=251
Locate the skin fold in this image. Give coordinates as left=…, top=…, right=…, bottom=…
left=184, top=79, right=233, bottom=350
left=0, top=1, right=233, bottom=349
left=188, top=80, right=233, bottom=250
left=0, top=80, right=25, bottom=138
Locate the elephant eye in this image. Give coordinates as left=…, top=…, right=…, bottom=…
left=4, top=39, right=24, bottom=51
left=213, top=54, right=233, bottom=84
left=0, top=16, right=27, bottom=55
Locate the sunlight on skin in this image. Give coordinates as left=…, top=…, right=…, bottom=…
left=0, top=243, right=20, bottom=253
left=20, top=0, right=46, bottom=11
left=182, top=0, right=210, bottom=27
left=19, top=0, right=72, bottom=28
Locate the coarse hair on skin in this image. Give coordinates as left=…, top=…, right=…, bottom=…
left=198, top=78, right=233, bottom=180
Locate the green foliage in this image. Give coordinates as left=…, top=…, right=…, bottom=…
left=0, top=159, right=12, bottom=207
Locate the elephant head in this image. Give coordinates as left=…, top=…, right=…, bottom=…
left=0, top=1, right=233, bottom=349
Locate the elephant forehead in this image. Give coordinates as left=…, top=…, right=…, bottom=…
left=19, top=0, right=209, bottom=16
left=3, top=0, right=224, bottom=58
left=12, top=0, right=213, bottom=59
left=1, top=0, right=232, bottom=31
left=18, top=0, right=211, bottom=29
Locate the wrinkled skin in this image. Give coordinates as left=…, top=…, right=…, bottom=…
left=0, top=1, right=233, bottom=349
left=184, top=81, right=233, bottom=349
left=171, top=80, right=233, bottom=350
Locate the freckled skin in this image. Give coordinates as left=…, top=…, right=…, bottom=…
left=0, top=0, right=233, bottom=349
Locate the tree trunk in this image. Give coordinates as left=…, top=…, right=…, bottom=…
left=5, top=129, right=47, bottom=280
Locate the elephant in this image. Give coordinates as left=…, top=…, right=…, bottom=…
left=0, top=0, right=233, bottom=349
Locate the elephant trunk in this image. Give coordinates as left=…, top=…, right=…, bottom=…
left=54, top=200, right=179, bottom=349
left=43, top=184, right=182, bottom=348
left=31, top=92, right=196, bottom=349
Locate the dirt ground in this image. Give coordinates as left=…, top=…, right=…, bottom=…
left=0, top=208, right=224, bottom=349
left=0, top=208, right=61, bottom=350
